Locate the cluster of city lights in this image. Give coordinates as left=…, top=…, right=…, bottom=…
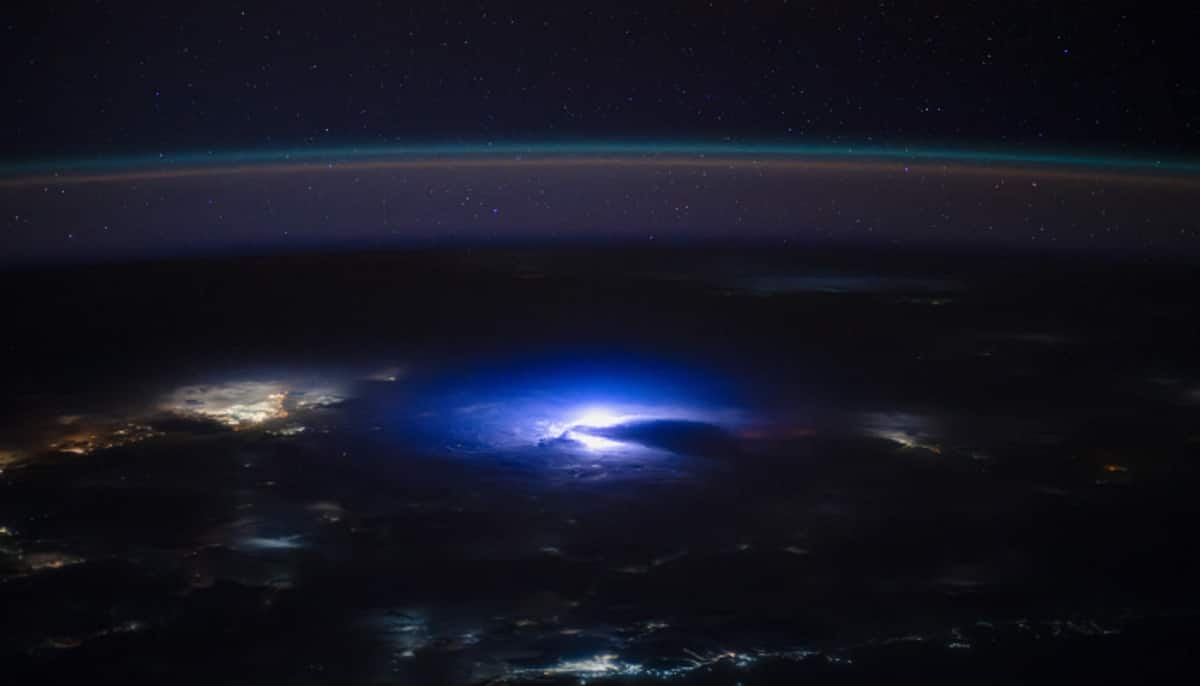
left=162, top=380, right=345, bottom=428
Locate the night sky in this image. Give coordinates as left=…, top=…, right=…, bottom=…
left=6, top=2, right=1200, bottom=156
left=3, top=2, right=1200, bottom=262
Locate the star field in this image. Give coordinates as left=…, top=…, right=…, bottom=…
left=4, top=3, right=1199, bottom=158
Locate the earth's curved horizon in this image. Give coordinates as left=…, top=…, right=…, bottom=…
left=4, top=142, right=1200, bottom=267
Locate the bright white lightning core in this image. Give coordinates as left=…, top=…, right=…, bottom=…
left=572, top=407, right=629, bottom=428
left=444, top=388, right=731, bottom=455
left=547, top=406, right=642, bottom=451
left=563, top=429, right=627, bottom=451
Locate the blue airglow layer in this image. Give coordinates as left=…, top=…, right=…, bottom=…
left=4, top=141, right=1200, bottom=177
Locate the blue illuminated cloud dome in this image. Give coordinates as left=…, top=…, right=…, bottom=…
left=357, top=355, right=748, bottom=460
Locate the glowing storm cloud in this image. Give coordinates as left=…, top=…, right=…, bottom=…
left=396, top=359, right=742, bottom=457
left=500, top=399, right=727, bottom=455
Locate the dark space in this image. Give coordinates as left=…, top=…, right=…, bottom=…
left=5, top=3, right=1200, bottom=157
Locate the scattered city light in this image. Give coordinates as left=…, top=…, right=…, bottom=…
left=25, top=552, right=85, bottom=572
left=49, top=422, right=161, bottom=455
left=0, top=449, right=22, bottom=471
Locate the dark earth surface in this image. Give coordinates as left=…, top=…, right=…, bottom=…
left=2, top=247, right=1198, bottom=684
